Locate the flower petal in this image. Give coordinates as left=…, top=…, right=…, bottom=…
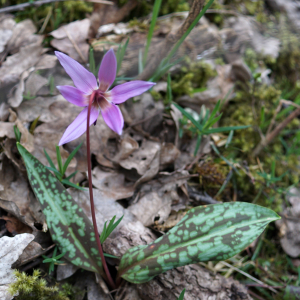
left=101, top=102, right=123, bottom=135
left=98, top=49, right=117, bottom=91
left=110, top=81, right=156, bottom=104
left=57, top=86, right=88, bottom=107
left=58, top=107, right=99, bottom=145
left=55, top=51, right=97, bottom=94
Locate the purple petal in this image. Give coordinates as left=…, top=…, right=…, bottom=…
left=98, top=49, right=117, bottom=91
left=57, top=86, right=88, bottom=107
left=58, top=107, right=99, bottom=145
left=55, top=51, right=97, bottom=94
left=101, top=102, right=123, bottom=135
left=110, top=81, right=156, bottom=104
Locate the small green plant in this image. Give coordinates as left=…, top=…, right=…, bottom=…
left=257, top=161, right=288, bottom=188
left=100, top=215, right=124, bottom=244
left=174, top=100, right=250, bottom=156
left=42, top=246, right=66, bottom=274
left=44, top=143, right=84, bottom=190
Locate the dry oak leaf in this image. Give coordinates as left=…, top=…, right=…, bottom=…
left=0, top=233, right=34, bottom=300
left=50, top=19, right=90, bottom=63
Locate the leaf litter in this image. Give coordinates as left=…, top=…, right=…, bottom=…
left=0, top=2, right=297, bottom=299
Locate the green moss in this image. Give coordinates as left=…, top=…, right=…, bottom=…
left=171, top=58, right=217, bottom=97
left=160, top=0, right=189, bottom=15
left=219, top=77, right=300, bottom=209
left=150, top=90, right=162, bottom=101
left=12, top=0, right=92, bottom=33
left=8, top=270, right=81, bottom=300
left=269, top=19, right=300, bottom=86
left=128, top=18, right=149, bottom=31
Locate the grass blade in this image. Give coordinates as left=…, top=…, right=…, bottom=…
left=89, top=47, right=96, bottom=76
left=194, top=135, right=202, bottom=157
left=167, top=73, right=172, bottom=104
left=177, top=289, right=186, bottom=300
left=44, top=149, right=56, bottom=170
left=61, top=179, right=85, bottom=191
left=138, top=49, right=144, bottom=74
left=116, top=38, right=129, bottom=74
left=173, top=102, right=203, bottom=132
left=225, top=130, right=234, bottom=148
left=62, top=142, right=83, bottom=175
left=143, top=0, right=162, bottom=66
left=205, top=125, right=250, bottom=134
left=56, top=145, right=63, bottom=175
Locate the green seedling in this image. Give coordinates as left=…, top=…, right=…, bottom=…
left=44, top=142, right=84, bottom=190
left=100, top=215, right=124, bottom=244
left=174, top=100, right=249, bottom=156
left=257, top=161, right=288, bottom=187
left=42, top=246, right=66, bottom=274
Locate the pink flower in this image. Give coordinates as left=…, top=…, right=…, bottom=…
left=55, top=49, right=155, bottom=145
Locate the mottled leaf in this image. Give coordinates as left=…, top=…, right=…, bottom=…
left=117, top=202, right=279, bottom=284
left=16, top=143, right=104, bottom=277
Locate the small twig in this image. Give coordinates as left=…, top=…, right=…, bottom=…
left=188, top=186, right=219, bottom=204
left=38, top=6, right=52, bottom=34
left=206, top=8, right=239, bottom=15
left=0, top=0, right=113, bottom=14
left=220, top=261, right=278, bottom=294
left=266, top=99, right=300, bottom=136
left=253, top=106, right=300, bottom=156
left=245, top=283, right=284, bottom=289
left=248, top=290, right=267, bottom=300
left=265, top=100, right=283, bottom=136
left=20, top=257, right=44, bottom=272
left=15, top=244, right=56, bottom=267
left=125, top=111, right=161, bottom=129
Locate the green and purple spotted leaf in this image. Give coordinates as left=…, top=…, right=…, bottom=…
left=117, top=202, right=279, bottom=284
left=16, top=143, right=105, bottom=277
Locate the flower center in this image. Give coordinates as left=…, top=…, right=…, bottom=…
left=91, top=89, right=110, bottom=111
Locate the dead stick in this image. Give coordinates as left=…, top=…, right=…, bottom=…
left=253, top=107, right=300, bottom=156
left=0, top=0, right=113, bottom=14
left=137, top=0, right=205, bottom=81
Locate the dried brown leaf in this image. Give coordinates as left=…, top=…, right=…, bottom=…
left=0, top=215, right=32, bottom=234
left=0, top=122, right=14, bottom=139
left=50, top=19, right=90, bottom=63
left=68, top=188, right=135, bottom=238
left=0, top=233, right=34, bottom=300
left=128, top=192, right=172, bottom=227
left=57, top=262, right=79, bottom=281
left=92, top=167, right=134, bottom=200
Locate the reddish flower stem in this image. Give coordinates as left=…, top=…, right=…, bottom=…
left=86, top=95, right=116, bottom=289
